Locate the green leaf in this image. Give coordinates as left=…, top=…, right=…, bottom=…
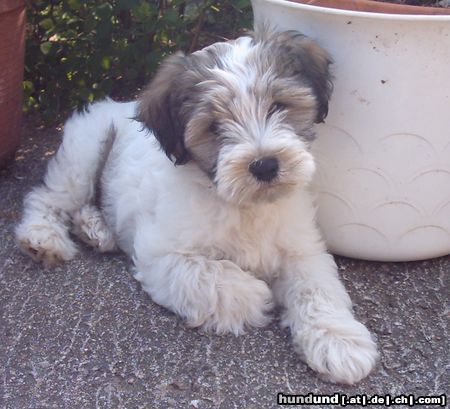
left=101, top=56, right=110, bottom=70
left=40, top=41, right=53, bottom=55
left=39, top=18, right=54, bottom=30
left=116, top=0, right=141, bottom=11
left=95, top=3, right=113, bottom=20
left=162, top=9, right=179, bottom=25
left=134, top=2, right=156, bottom=21
left=23, top=80, right=35, bottom=95
left=183, top=4, right=199, bottom=22
left=234, top=0, right=251, bottom=10
left=67, top=0, right=81, bottom=11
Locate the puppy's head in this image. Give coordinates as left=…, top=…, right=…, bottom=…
left=137, top=28, right=332, bottom=205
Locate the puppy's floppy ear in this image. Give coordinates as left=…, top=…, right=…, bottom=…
left=137, top=53, right=197, bottom=165
left=267, top=30, right=333, bottom=123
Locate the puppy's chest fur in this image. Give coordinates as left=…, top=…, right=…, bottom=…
left=202, top=202, right=284, bottom=280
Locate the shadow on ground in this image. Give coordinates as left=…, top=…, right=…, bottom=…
left=1, top=119, right=448, bottom=408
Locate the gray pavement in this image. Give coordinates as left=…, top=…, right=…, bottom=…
left=1, top=120, right=449, bottom=408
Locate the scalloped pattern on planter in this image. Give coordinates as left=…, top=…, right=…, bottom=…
left=312, top=126, right=450, bottom=261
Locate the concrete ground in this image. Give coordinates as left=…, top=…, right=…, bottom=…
left=1, top=119, right=449, bottom=409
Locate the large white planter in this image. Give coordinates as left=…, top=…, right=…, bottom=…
left=252, top=0, right=450, bottom=261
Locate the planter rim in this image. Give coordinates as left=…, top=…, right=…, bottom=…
left=258, top=0, right=450, bottom=20
left=0, top=0, right=25, bottom=14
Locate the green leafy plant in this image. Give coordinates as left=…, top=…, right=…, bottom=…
left=25, top=0, right=252, bottom=123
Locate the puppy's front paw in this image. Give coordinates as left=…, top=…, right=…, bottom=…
left=201, top=261, right=274, bottom=335
left=294, top=315, right=378, bottom=385
left=136, top=256, right=274, bottom=336
left=15, top=222, right=77, bottom=266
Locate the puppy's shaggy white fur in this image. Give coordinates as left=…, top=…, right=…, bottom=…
left=16, top=29, right=378, bottom=384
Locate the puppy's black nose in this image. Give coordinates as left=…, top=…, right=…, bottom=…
left=249, top=156, right=279, bottom=182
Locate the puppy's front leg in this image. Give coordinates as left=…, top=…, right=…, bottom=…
left=273, top=252, right=378, bottom=384
left=134, top=253, right=273, bottom=335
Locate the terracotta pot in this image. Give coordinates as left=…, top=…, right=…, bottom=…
left=252, top=0, right=450, bottom=261
left=291, top=0, right=450, bottom=15
left=0, top=0, right=26, bottom=168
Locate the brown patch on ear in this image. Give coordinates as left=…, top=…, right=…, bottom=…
left=259, top=30, right=333, bottom=123
left=136, top=53, right=194, bottom=165
left=137, top=43, right=236, bottom=167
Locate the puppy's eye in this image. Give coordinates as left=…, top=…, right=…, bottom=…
left=268, top=102, right=287, bottom=117
left=209, top=121, right=220, bottom=136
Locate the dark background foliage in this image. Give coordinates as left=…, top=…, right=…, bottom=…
left=24, top=0, right=253, bottom=123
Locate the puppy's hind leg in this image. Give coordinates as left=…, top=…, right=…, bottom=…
left=16, top=100, right=118, bottom=266
left=15, top=186, right=78, bottom=266
left=72, top=204, right=116, bottom=252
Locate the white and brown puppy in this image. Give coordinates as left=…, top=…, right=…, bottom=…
left=16, top=29, right=378, bottom=384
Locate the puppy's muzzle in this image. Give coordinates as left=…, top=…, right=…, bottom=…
left=249, top=156, right=279, bottom=182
